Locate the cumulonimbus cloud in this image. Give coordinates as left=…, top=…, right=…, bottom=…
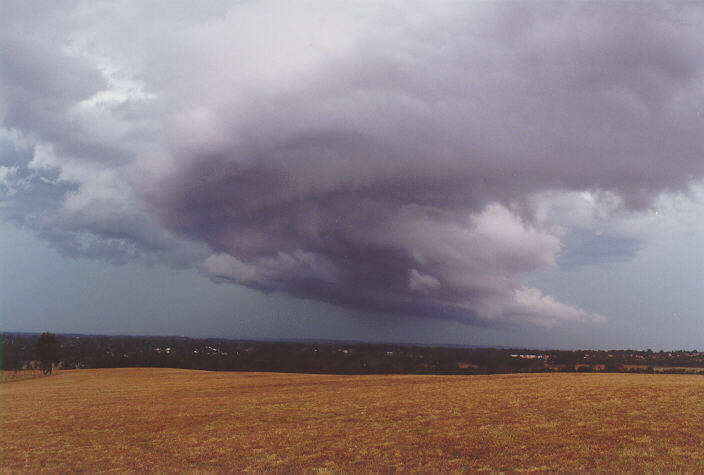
left=2, top=1, right=703, bottom=326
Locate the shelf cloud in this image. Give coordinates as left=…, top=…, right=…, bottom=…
left=2, top=1, right=703, bottom=326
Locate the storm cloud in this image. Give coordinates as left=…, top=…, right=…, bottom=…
left=2, top=1, right=703, bottom=326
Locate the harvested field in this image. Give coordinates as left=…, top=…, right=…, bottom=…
left=0, top=370, right=47, bottom=384
left=3, top=368, right=704, bottom=471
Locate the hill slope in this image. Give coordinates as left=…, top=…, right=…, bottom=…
left=3, top=368, right=704, bottom=471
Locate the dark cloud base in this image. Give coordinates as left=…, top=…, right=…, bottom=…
left=2, top=1, right=703, bottom=326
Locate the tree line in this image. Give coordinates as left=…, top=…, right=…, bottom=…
left=3, top=332, right=704, bottom=375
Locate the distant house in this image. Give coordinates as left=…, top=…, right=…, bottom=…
left=510, top=354, right=545, bottom=360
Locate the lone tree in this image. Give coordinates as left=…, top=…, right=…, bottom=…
left=36, top=332, right=61, bottom=374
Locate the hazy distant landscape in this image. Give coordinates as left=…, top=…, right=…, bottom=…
left=5, top=332, right=704, bottom=375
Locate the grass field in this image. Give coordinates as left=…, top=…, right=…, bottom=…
left=0, top=369, right=47, bottom=384
left=3, top=368, right=704, bottom=471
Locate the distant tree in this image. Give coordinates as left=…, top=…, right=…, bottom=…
left=604, top=360, right=622, bottom=373
left=2, top=342, right=22, bottom=372
left=36, top=332, right=61, bottom=375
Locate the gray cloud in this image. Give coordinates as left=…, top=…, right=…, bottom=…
left=557, top=230, right=643, bottom=269
left=2, top=1, right=703, bottom=326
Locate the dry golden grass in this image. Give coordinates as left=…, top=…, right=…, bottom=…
left=3, top=368, right=704, bottom=471
left=0, top=370, right=47, bottom=384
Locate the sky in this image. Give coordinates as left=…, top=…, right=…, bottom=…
left=2, top=1, right=704, bottom=349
